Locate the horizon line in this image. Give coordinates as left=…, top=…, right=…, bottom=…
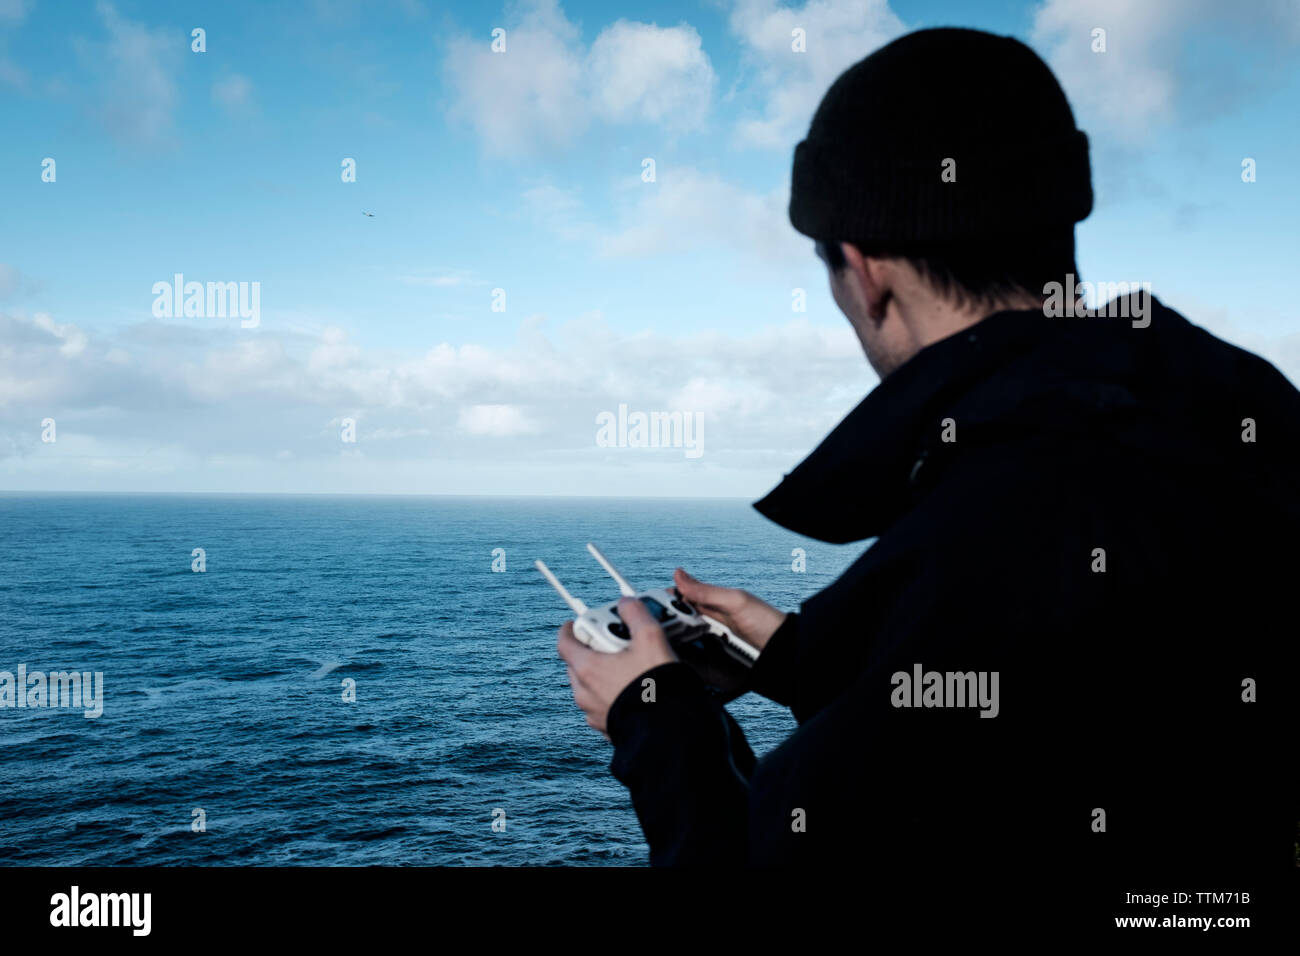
left=0, top=489, right=759, bottom=501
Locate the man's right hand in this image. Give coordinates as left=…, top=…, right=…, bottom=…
left=672, top=568, right=787, bottom=653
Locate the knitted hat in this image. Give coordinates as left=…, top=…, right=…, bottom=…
left=789, top=27, right=1092, bottom=245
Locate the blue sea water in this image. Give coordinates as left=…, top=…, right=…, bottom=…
left=0, top=494, right=859, bottom=866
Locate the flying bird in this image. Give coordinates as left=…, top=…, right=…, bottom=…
left=362, top=211, right=375, bottom=217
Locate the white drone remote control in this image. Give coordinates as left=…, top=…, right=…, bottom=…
left=536, top=544, right=758, bottom=666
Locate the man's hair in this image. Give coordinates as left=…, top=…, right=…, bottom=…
left=844, top=231, right=1079, bottom=312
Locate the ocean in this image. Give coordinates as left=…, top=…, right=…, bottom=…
left=0, top=494, right=859, bottom=865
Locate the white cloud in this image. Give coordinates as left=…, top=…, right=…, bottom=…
left=82, top=1, right=181, bottom=145
left=31, top=312, right=87, bottom=357
left=0, top=0, right=30, bottom=23
left=599, top=166, right=805, bottom=265
left=522, top=182, right=600, bottom=241
left=0, top=55, right=24, bottom=90
left=396, top=270, right=480, bottom=288
left=0, top=306, right=869, bottom=495
left=444, top=0, right=717, bottom=156
left=0, top=263, right=39, bottom=301
left=6, top=291, right=1295, bottom=496
left=212, top=74, right=254, bottom=112
left=588, top=20, right=713, bottom=128
left=1030, top=0, right=1185, bottom=141
left=1267, top=0, right=1300, bottom=42
left=458, top=403, right=537, bottom=436
left=443, top=0, right=588, bottom=156
left=1030, top=0, right=1300, bottom=142
left=0, top=0, right=26, bottom=90
left=365, top=425, right=432, bottom=440
left=728, top=0, right=904, bottom=148
left=312, top=0, right=428, bottom=22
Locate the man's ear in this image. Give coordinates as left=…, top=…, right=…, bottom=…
left=842, top=243, right=891, bottom=322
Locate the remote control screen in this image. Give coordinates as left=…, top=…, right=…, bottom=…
left=639, top=597, right=673, bottom=622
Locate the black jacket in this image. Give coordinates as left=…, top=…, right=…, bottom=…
left=607, top=297, right=1298, bottom=886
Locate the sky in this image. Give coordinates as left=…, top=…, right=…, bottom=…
left=1, top=0, right=1298, bottom=497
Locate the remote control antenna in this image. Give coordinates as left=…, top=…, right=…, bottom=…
left=535, top=560, right=588, bottom=615
left=586, top=543, right=636, bottom=597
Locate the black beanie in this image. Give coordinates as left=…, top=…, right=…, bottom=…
left=789, top=27, right=1092, bottom=245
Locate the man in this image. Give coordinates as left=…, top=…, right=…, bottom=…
left=557, top=27, right=1297, bottom=891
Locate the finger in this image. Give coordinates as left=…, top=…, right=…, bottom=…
left=566, top=666, right=605, bottom=730
left=616, top=596, right=652, bottom=633
left=673, top=568, right=742, bottom=612
left=616, top=597, right=663, bottom=640
left=566, top=665, right=595, bottom=705
left=574, top=684, right=599, bottom=716
left=565, top=663, right=587, bottom=692
left=557, top=622, right=595, bottom=670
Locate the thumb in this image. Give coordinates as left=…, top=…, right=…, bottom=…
left=673, top=568, right=742, bottom=611
left=617, top=597, right=663, bottom=640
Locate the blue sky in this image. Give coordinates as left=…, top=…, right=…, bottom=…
left=2, top=0, right=1298, bottom=496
